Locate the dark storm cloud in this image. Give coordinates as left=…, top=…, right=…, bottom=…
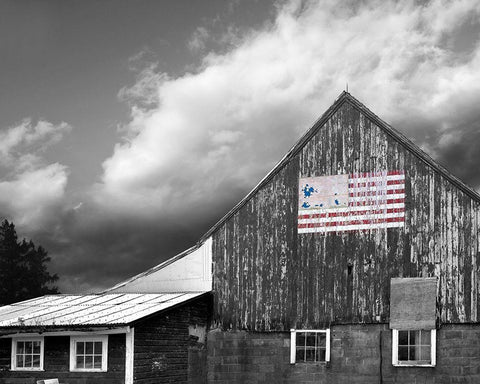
left=35, top=195, right=239, bottom=293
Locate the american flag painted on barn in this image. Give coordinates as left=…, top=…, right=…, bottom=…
left=298, top=170, right=405, bottom=233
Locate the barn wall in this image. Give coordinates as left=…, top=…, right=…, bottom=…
left=212, top=99, right=480, bottom=330
left=133, top=295, right=210, bottom=384
left=0, top=334, right=125, bottom=384
left=206, top=324, right=480, bottom=384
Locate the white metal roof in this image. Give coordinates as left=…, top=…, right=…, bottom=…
left=0, top=292, right=207, bottom=327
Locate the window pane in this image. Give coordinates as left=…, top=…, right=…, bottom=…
left=398, top=346, right=409, bottom=361
left=25, top=355, right=32, bottom=367
left=398, top=331, right=408, bottom=345
left=317, top=333, right=326, bottom=348
left=33, top=341, right=41, bottom=354
left=420, top=330, right=431, bottom=346
left=318, top=348, right=326, bottom=361
left=85, top=356, right=94, bottom=369
left=32, top=355, right=40, bottom=367
left=419, top=346, right=431, bottom=362
left=306, top=333, right=316, bottom=347
left=85, top=342, right=94, bottom=354
left=26, top=341, right=33, bottom=354
left=296, top=333, right=305, bottom=346
left=408, top=346, right=416, bottom=360
left=305, top=347, right=316, bottom=362
left=17, top=341, right=25, bottom=354
left=410, top=330, right=418, bottom=346
left=296, top=348, right=305, bottom=362
left=93, top=356, right=102, bottom=369
left=76, top=342, right=84, bottom=355
left=94, top=342, right=102, bottom=354
left=76, top=356, right=84, bottom=369
left=16, top=355, right=24, bottom=368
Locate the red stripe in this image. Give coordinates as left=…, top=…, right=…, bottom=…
left=348, top=179, right=404, bottom=188
left=298, top=207, right=404, bottom=220
left=349, top=170, right=404, bottom=179
left=298, top=216, right=405, bottom=229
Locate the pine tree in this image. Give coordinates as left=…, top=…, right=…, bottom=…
left=0, top=220, right=58, bottom=305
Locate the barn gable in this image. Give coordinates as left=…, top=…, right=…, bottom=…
left=209, top=92, right=480, bottom=330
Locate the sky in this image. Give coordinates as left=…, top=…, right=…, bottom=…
left=1, top=0, right=480, bottom=293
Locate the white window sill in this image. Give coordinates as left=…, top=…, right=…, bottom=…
left=393, top=363, right=435, bottom=368
left=70, top=369, right=107, bottom=373
left=11, top=368, right=44, bottom=371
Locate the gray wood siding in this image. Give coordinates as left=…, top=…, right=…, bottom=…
left=211, top=99, right=480, bottom=330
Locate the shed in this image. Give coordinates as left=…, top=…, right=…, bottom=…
left=0, top=292, right=210, bottom=384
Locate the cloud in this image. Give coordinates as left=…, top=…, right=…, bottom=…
left=188, top=26, right=210, bottom=53
left=118, top=61, right=167, bottom=112
left=0, top=119, right=71, bottom=229
left=8, top=0, right=480, bottom=294
left=97, top=0, right=480, bottom=224
left=0, top=163, right=68, bottom=227
left=0, top=119, right=71, bottom=169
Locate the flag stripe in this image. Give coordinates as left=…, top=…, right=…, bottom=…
left=298, top=202, right=404, bottom=216
left=298, top=216, right=405, bottom=229
left=349, top=179, right=404, bottom=188
left=298, top=207, right=405, bottom=220
left=298, top=220, right=404, bottom=233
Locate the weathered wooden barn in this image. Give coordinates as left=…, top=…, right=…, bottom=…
left=0, top=92, right=479, bottom=383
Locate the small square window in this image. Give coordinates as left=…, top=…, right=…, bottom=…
left=290, top=329, right=330, bottom=364
left=70, top=336, right=108, bottom=372
left=392, top=329, right=436, bottom=367
left=11, top=337, right=44, bottom=371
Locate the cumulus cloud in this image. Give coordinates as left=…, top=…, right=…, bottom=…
left=0, top=119, right=71, bottom=229
left=0, top=119, right=71, bottom=169
left=0, top=164, right=68, bottom=227
left=96, top=0, right=480, bottom=225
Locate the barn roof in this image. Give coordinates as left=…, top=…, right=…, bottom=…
left=0, top=291, right=207, bottom=328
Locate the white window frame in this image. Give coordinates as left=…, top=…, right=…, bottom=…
left=290, top=329, right=330, bottom=364
left=11, top=336, right=45, bottom=371
left=392, top=329, right=436, bottom=367
left=69, top=335, right=108, bottom=372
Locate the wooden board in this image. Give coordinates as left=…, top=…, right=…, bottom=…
left=389, top=277, right=437, bottom=330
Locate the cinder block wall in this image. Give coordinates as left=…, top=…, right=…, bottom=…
left=207, top=324, right=480, bottom=383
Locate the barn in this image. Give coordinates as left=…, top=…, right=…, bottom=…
left=0, top=92, right=479, bottom=383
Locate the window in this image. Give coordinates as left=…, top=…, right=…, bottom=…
left=69, top=336, right=108, bottom=372
left=11, top=337, right=44, bottom=371
left=290, top=329, right=330, bottom=364
left=392, top=329, right=436, bottom=367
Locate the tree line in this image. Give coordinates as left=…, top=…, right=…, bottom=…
left=0, top=219, right=59, bottom=306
